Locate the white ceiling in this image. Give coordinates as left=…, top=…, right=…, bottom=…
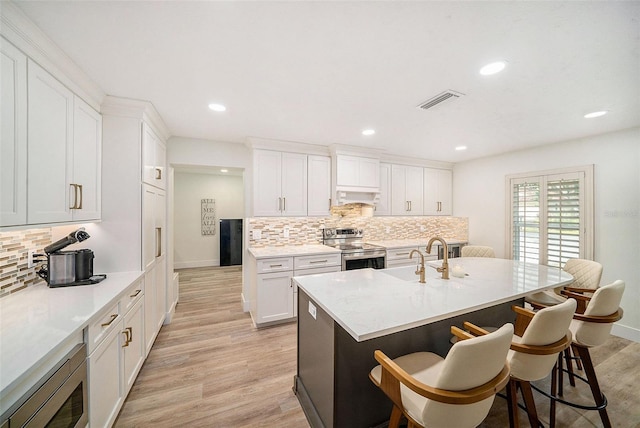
left=13, top=1, right=640, bottom=163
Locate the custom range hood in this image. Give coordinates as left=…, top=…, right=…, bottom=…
left=330, top=146, right=381, bottom=206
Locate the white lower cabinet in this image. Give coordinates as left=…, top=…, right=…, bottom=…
left=250, top=252, right=341, bottom=326
left=87, top=279, right=144, bottom=428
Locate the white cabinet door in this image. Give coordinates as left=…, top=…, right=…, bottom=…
left=27, top=59, right=74, bottom=224
left=155, top=255, right=167, bottom=330
left=0, top=38, right=27, bottom=227
left=71, top=96, right=101, bottom=221
left=376, top=163, right=392, bottom=216
left=336, top=155, right=380, bottom=188
left=424, top=168, right=452, bottom=215
left=88, top=323, right=123, bottom=428
left=143, top=269, right=156, bottom=355
left=281, top=152, right=308, bottom=216
left=142, top=123, right=166, bottom=190
left=256, top=271, right=294, bottom=324
left=253, top=150, right=307, bottom=216
left=122, top=297, right=145, bottom=394
left=391, top=165, right=423, bottom=215
left=307, top=155, right=331, bottom=216
left=253, top=150, right=282, bottom=216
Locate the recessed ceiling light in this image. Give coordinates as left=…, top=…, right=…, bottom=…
left=362, top=129, right=375, bottom=136
left=208, top=103, right=226, bottom=112
left=479, top=61, right=507, bottom=76
left=220, top=169, right=228, bottom=173
left=584, top=110, right=608, bottom=119
left=455, top=146, right=467, bottom=151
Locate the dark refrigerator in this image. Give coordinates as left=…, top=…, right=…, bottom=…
left=220, top=219, right=243, bottom=266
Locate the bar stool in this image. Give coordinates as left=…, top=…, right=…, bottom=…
left=549, top=280, right=625, bottom=428
left=369, top=323, right=513, bottom=428
left=461, top=245, right=495, bottom=258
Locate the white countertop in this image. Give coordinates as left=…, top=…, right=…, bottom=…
left=249, top=244, right=341, bottom=258
left=293, top=258, right=573, bottom=342
left=0, top=271, right=143, bottom=411
left=367, top=239, right=467, bottom=249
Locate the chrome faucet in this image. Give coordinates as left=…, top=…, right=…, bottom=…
left=409, top=249, right=426, bottom=283
left=426, top=237, right=449, bottom=280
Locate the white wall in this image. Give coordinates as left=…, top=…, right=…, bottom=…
left=453, top=127, right=640, bottom=341
left=173, top=172, right=244, bottom=268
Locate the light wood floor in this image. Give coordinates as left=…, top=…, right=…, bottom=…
left=115, top=266, right=640, bottom=428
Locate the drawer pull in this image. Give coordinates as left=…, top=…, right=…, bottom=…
left=309, top=260, right=328, bottom=264
left=270, top=264, right=283, bottom=268
left=130, top=289, right=142, bottom=298
left=395, top=252, right=410, bottom=256
left=101, top=314, right=118, bottom=327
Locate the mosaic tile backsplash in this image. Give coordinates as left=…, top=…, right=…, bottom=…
left=0, top=229, right=51, bottom=297
left=248, top=204, right=468, bottom=247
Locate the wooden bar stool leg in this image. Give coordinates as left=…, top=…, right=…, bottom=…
left=574, top=345, right=612, bottom=428
left=519, top=381, right=540, bottom=428
left=550, top=361, right=558, bottom=428
left=572, top=344, right=583, bottom=370
left=388, top=405, right=403, bottom=428
left=564, top=348, right=576, bottom=387
left=507, top=379, right=520, bottom=428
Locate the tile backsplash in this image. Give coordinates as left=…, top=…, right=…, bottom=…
left=248, top=205, right=468, bottom=247
left=0, top=229, right=51, bottom=297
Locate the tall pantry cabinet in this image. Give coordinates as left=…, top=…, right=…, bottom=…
left=99, top=96, right=174, bottom=356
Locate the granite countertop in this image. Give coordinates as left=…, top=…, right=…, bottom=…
left=293, top=258, right=573, bottom=342
left=248, top=244, right=341, bottom=259
left=0, top=271, right=144, bottom=414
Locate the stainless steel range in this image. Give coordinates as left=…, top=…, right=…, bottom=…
left=322, top=228, right=386, bottom=271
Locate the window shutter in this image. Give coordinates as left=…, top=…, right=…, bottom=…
left=546, top=177, right=582, bottom=267
left=512, top=180, right=540, bottom=264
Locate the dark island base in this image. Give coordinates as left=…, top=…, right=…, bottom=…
left=295, top=289, right=521, bottom=428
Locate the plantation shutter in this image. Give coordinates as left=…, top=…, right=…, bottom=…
left=512, top=179, right=541, bottom=264
left=546, top=173, right=583, bottom=267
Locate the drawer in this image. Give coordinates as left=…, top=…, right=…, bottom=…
left=294, top=253, right=341, bottom=270
left=86, top=302, right=121, bottom=354
left=256, top=257, right=293, bottom=274
left=120, top=278, right=144, bottom=315
left=385, top=247, right=419, bottom=261
left=386, top=258, right=418, bottom=268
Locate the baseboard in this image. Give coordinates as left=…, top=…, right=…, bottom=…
left=174, top=259, right=220, bottom=269
left=611, top=323, right=640, bottom=343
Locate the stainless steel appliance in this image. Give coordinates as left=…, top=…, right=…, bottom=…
left=437, top=243, right=463, bottom=260
left=1, top=344, right=88, bottom=428
left=36, top=228, right=105, bottom=287
left=322, top=228, right=386, bottom=271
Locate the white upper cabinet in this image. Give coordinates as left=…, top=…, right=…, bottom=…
left=335, top=155, right=379, bottom=188
left=375, top=163, right=392, bottom=216
left=424, top=168, right=452, bottom=215
left=253, top=150, right=307, bottom=216
left=142, top=123, right=166, bottom=190
left=391, top=164, right=423, bottom=215
left=27, top=59, right=75, bottom=224
left=71, top=96, right=102, bottom=221
left=0, top=38, right=27, bottom=227
left=307, top=155, right=331, bottom=216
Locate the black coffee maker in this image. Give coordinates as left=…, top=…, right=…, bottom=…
left=37, top=228, right=105, bottom=287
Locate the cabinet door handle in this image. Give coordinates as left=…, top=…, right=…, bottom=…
left=121, top=329, right=130, bottom=347
left=77, top=184, right=83, bottom=209
left=69, top=184, right=78, bottom=209
left=329, top=198, right=331, bottom=210
left=126, top=326, right=133, bottom=343
left=283, top=197, right=286, bottom=212
left=155, top=167, right=162, bottom=180
left=130, top=289, right=142, bottom=298
left=278, top=197, right=282, bottom=211
left=101, top=314, right=118, bottom=327
left=156, top=227, right=162, bottom=257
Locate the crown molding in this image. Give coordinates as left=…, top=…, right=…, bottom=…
left=1, top=1, right=105, bottom=111
left=101, top=96, right=171, bottom=141
left=245, top=136, right=330, bottom=156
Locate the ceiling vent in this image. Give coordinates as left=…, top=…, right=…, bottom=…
left=417, top=90, right=464, bottom=111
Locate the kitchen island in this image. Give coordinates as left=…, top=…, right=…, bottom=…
left=293, top=258, right=573, bottom=428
